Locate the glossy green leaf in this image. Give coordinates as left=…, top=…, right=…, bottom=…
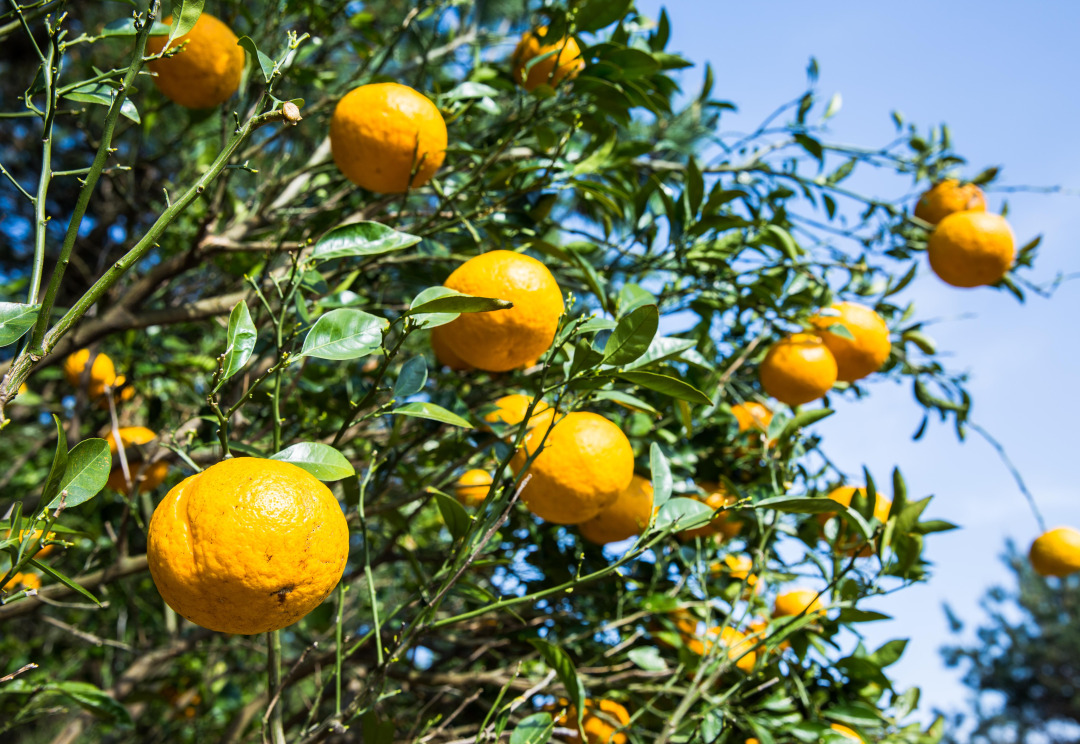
left=41, top=414, right=69, bottom=505
left=167, top=0, right=204, bottom=39
left=29, top=559, right=101, bottom=605
left=299, top=309, right=387, bottom=360
left=52, top=680, right=132, bottom=725
left=270, top=442, right=355, bottom=481
left=777, top=408, right=834, bottom=444
left=575, top=0, right=631, bottom=31
left=528, top=639, right=585, bottom=722
left=654, top=497, right=714, bottom=530
left=622, top=336, right=697, bottom=371
left=310, top=221, right=421, bottom=262
left=215, top=300, right=257, bottom=391
left=650, top=443, right=672, bottom=507
left=392, top=402, right=472, bottom=429
left=237, top=36, right=275, bottom=82
left=618, top=371, right=711, bottom=405
left=47, top=439, right=111, bottom=509
left=407, top=291, right=511, bottom=317
left=627, top=646, right=667, bottom=671
left=392, top=356, right=427, bottom=399
left=0, top=303, right=40, bottom=347
left=433, top=491, right=471, bottom=541
left=603, top=304, right=658, bottom=366
left=510, top=713, right=554, bottom=744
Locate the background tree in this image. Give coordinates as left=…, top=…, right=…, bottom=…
left=0, top=0, right=1046, bottom=743
left=941, top=545, right=1080, bottom=744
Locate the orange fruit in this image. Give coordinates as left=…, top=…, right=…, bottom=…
left=830, top=723, right=864, bottom=742
left=773, top=589, right=826, bottom=618
left=809, top=302, right=891, bottom=383
left=146, top=14, right=245, bottom=109
left=511, top=411, right=633, bottom=525
left=747, top=740, right=761, bottom=744
left=104, top=426, right=169, bottom=494
left=146, top=458, right=350, bottom=634
left=430, top=326, right=473, bottom=371
left=483, top=393, right=551, bottom=429
left=330, top=82, right=447, bottom=194
left=64, top=349, right=117, bottom=398
left=453, top=469, right=493, bottom=508
left=439, top=251, right=564, bottom=372
left=2, top=572, right=41, bottom=592
left=685, top=625, right=757, bottom=673
left=552, top=699, right=630, bottom=744
left=5, top=528, right=59, bottom=559
left=710, top=554, right=758, bottom=590
left=758, top=333, right=837, bottom=407
left=927, top=211, right=1015, bottom=288
left=731, top=401, right=773, bottom=433
left=1028, top=526, right=1080, bottom=578
left=578, top=474, right=654, bottom=545
left=511, top=27, right=585, bottom=92
left=914, top=179, right=986, bottom=226
left=678, top=483, right=742, bottom=542
left=819, top=485, right=892, bottom=557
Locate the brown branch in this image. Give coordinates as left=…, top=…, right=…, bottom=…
left=0, top=554, right=148, bottom=622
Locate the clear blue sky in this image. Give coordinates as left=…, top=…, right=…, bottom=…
left=635, top=0, right=1080, bottom=722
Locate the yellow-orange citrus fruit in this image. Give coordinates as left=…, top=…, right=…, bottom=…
left=430, top=326, right=473, bottom=371
left=1028, top=526, right=1080, bottom=578
left=731, top=401, right=773, bottom=433
left=914, top=179, right=987, bottom=225
left=454, top=469, right=493, bottom=508
left=758, top=333, right=837, bottom=407
left=105, top=426, right=169, bottom=493
left=330, top=83, right=447, bottom=194
left=747, top=740, right=761, bottom=744
left=440, top=251, right=564, bottom=372
left=511, top=411, right=633, bottom=525
left=2, top=572, right=41, bottom=592
left=678, top=483, right=742, bottom=542
left=146, top=458, right=349, bottom=635
left=830, top=723, right=864, bottom=742
left=809, top=302, right=891, bottom=383
left=710, top=554, right=758, bottom=590
left=5, top=528, right=58, bottom=559
left=553, top=699, right=630, bottom=744
left=578, top=474, right=654, bottom=545
left=819, top=485, right=892, bottom=556
left=927, top=211, right=1016, bottom=288
left=511, top=27, right=585, bottom=92
left=146, top=14, right=245, bottom=109
left=483, top=393, right=551, bottom=429
left=773, top=589, right=826, bottom=618
left=685, top=625, right=757, bottom=673
left=64, top=349, right=117, bottom=398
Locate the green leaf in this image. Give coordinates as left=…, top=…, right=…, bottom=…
left=528, top=639, right=585, bottom=720
left=627, top=646, right=667, bottom=672
left=649, top=443, right=672, bottom=507
left=167, top=0, right=204, bottom=39
left=102, top=18, right=172, bottom=36
left=407, top=291, right=511, bottom=316
left=592, top=390, right=658, bottom=414
left=654, top=497, right=714, bottom=530
left=299, top=309, right=387, bottom=360
left=409, top=287, right=460, bottom=329
left=41, top=414, right=69, bottom=505
left=29, top=559, right=101, bottom=606
left=310, top=221, right=421, bottom=262
left=47, top=439, right=111, bottom=509
left=270, top=442, right=355, bottom=481
left=618, top=371, right=711, bottom=405
left=575, top=0, right=631, bottom=31
left=510, top=713, right=554, bottom=744
left=392, top=402, right=472, bottom=429
left=0, top=302, right=40, bottom=347
left=912, top=519, right=959, bottom=535
left=824, top=323, right=855, bottom=341
left=237, top=36, right=274, bottom=83
left=621, top=336, right=697, bottom=371
left=777, top=408, right=834, bottom=444
left=870, top=638, right=908, bottom=667
left=602, top=304, right=658, bottom=366
left=760, top=224, right=803, bottom=259
left=758, top=496, right=872, bottom=539
left=215, top=300, right=257, bottom=391
left=837, top=609, right=892, bottom=623
left=392, top=356, right=427, bottom=399
left=63, top=84, right=140, bottom=123
left=433, top=491, right=471, bottom=541
left=51, top=681, right=132, bottom=725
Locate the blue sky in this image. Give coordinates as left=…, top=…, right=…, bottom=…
left=635, top=0, right=1080, bottom=722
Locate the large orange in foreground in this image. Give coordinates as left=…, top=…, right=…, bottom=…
left=913, top=179, right=986, bottom=225
left=440, top=251, right=564, bottom=372
left=146, top=14, right=245, bottom=109
left=511, top=412, right=633, bottom=524
left=809, top=302, right=891, bottom=383
left=330, top=82, right=447, bottom=194
left=147, top=458, right=349, bottom=635
left=927, top=211, right=1015, bottom=288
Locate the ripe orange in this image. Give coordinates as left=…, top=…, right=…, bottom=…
left=830, top=723, right=864, bottom=742
left=2, top=572, right=41, bottom=592
left=686, top=625, right=757, bottom=672
left=146, top=458, right=349, bottom=634
left=927, top=211, right=1015, bottom=288
left=439, top=251, right=564, bottom=372
left=64, top=349, right=117, bottom=398
left=809, top=302, right=891, bottom=383
left=483, top=393, right=551, bottom=429
left=453, top=469, right=493, bottom=507
left=773, top=589, right=826, bottom=618
left=758, top=333, right=837, bottom=407
left=511, top=27, right=585, bottom=92
left=578, top=474, right=654, bottom=545
left=430, top=326, right=473, bottom=371
left=1028, top=526, right=1080, bottom=578
left=330, top=83, right=447, bottom=194
left=819, top=485, right=892, bottom=557
left=511, top=411, right=633, bottom=525
left=146, top=14, right=245, bottom=109
left=678, top=483, right=743, bottom=542
left=552, top=699, right=630, bottom=744
left=914, top=179, right=987, bottom=226
left=105, top=426, right=169, bottom=494
left=731, top=401, right=773, bottom=433
left=710, top=554, right=758, bottom=591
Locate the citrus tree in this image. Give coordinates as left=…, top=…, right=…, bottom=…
left=0, top=1, right=1051, bottom=743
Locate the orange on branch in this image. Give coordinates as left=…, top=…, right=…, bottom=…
left=511, top=27, right=585, bottom=92
left=927, top=210, right=1015, bottom=288
left=914, top=179, right=986, bottom=225
left=1029, top=527, right=1080, bottom=578
left=578, top=474, right=654, bottom=545
left=810, top=302, right=891, bottom=383
left=453, top=469, right=493, bottom=508
left=146, top=14, right=245, bottom=109
left=758, top=333, right=837, bottom=407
